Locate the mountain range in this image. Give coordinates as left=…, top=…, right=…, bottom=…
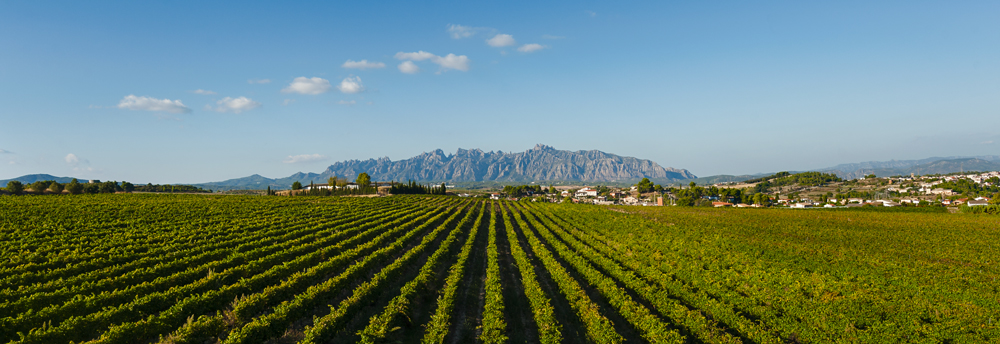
left=0, top=174, right=80, bottom=185
left=815, top=156, right=1000, bottom=179
left=196, top=144, right=696, bottom=190
left=4, top=148, right=1000, bottom=190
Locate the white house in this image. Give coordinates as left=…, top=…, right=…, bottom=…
left=575, top=188, right=598, bottom=197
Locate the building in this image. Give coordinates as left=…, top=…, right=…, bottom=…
left=303, top=183, right=335, bottom=190
left=490, top=193, right=501, bottom=200
left=575, top=188, right=598, bottom=197
left=968, top=200, right=990, bottom=206
left=791, top=203, right=812, bottom=208
left=712, top=202, right=733, bottom=207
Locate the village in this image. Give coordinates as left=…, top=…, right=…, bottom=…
left=475, top=170, right=1000, bottom=209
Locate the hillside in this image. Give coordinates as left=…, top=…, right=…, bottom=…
left=0, top=174, right=81, bottom=185
left=199, top=144, right=695, bottom=190
left=816, top=156, right=1000, bottom=179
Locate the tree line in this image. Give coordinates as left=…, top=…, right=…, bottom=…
left=390, top=180, right=447, bottom=195
left=2, top=179, right=210, bottom=195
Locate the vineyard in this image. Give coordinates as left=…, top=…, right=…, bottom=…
left=1, top=194, right=998, bottom=343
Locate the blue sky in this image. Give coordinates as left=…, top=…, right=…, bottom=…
left=2, top=1, right=999, bottom=183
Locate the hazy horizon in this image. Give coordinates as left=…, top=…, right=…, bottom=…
left=3, top=1, right=999, bottom=183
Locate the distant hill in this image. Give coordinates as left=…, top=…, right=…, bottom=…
left=815, top=156, right=1000, bottom=179
left=667, top=173, right=775, bottom=186
left=198, top=144, right=696, bottom=190
left=0, top=174, right=81, bottom=185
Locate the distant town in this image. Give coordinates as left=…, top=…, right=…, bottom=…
left=465, top=170, right=1000, bottom=209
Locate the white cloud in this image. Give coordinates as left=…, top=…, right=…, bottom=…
left=517, top=43, right=547, bottom=53
left=396, top=51, right=470, bottom=72
left=486, top=34, right=516, bottom=47
left=338, top=100, right=356, bottom=105
left=432, top=54, right=470, bottom=71
left=398, top=61, right=420, bottom=74
left=214, top=97, right=261, bottom=113
left=541, top=34, right=565, bottom=39
left=192, top=89, right=217, bottom=95
left=248, top=79, right=271, bottom=84
left=283, top=154, right=329, bottom=164
left=336, top=76, right=364, bottom=94
left=395, top=51, right=436, bottom=61
left=117, top=95, right=192, bottom=113
left=283, top=99, right=296, bottom=106
left=447, top=24, right=483, bottom=39
left=65, top=153, right=88, bottom=165
left=282, top=77, right=331, bottom=95
left=342, top=59, right=386, bottom=70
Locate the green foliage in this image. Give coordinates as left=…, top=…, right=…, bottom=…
left=6, top=180, right=23, bottom=195
left=291, top=181, right=302, bottom=190
left=356, top=172, right=371, bottom=187
left=960, top=204, right=1000, bottom=214
left=502, top=184, right=543, bottom=197
left=133, top=183, right=209, bottom=193
left=66, top=179, right=83, bottom=195
left=30, top=181, right=49, bottom=194
left=1, top=195, right=996, bottom=343
left=636, top=178, right=654, bottom=193
left=936, top=179, right=999, bottom=197
left=48, top=181, right=63, bottom=193
left=389, top=180, right=445, bottom=195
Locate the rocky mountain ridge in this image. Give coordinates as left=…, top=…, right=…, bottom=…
left=320, top=144, right=694, bottom=183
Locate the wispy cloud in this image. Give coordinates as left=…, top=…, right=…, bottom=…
left=65, top=153, right=93, bottom=173
left=586, top=10, right=597, bottom=17
left=283, top=99, right=296, bottom=106
left=283, top=154, right=329, bottom=164
left=282, top=77, right=331, bottom=95
left=447, top=24, right=488, bottom=39
left=338, top=100, right=356, bottom=106
left=248, top=79, right=271, bottom=84
left=982, top=140, right=995, bottom=144
left=486, top=34, right=516, bottom=47
left=541, top=34, right=565, bottom=39
left=214, top=97, right=261, bottom=113
left=395, top=51, right=436, bottom=61
left=517, top=43, right=547, bottom=53
left=342, top=59, right=386, bottom=70
left=192, top=89, right=217, bottom=95
left=336, top=76, right=364, bottom=94
left=395, top=51, right=470, bottom=72
left=0, top=149, right=12, bottom=154
left=117, top=95, right=192, bottom=113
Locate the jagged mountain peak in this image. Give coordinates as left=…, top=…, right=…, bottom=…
left=320, top=144, right=694, bottom=183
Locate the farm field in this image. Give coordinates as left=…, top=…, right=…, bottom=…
left=0, top=194, right=998, bottom=343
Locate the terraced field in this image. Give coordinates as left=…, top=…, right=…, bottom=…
left=0, top=194, right=997, bottom=343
